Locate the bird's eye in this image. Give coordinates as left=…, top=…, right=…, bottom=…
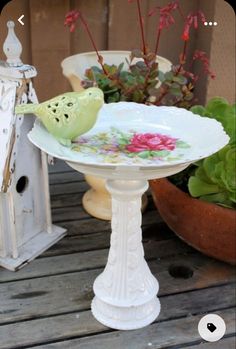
left=55, top=117, right=59, bottom=122
left=52, top=109, right=56, bottom=113
left=55, top=103, right=59, bottom=107
left=64, top=114, right=69, bottom=119
left=67, top=103, right=73, bottom=107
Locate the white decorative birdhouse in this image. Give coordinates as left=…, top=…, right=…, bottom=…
left=0, top=21, right=66, bottom=271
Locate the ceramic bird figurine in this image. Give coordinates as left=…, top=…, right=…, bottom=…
left=15, top=87, right=104, bottom=146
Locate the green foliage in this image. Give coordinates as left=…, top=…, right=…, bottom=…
left=188, top=98, right=236, bottom=208
left=82, top=49, right=196, bottom=107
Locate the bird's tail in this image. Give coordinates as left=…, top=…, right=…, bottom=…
left=15, top=103, right=38, bottom=115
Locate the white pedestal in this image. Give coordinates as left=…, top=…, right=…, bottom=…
left=91, top=179, right=160, bottom=330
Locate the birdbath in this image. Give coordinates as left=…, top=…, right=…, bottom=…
left=28, top=102, right=229, bottom=330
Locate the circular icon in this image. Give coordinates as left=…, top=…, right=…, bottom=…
left=198, top=314, right=226, bottom=342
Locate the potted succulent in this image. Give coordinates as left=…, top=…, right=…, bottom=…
left=150, top=97, right=236, bottom=265
left=62, top=0, right=215, bottom=220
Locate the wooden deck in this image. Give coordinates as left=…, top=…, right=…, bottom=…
left=0, top=160, right=235, bottom=349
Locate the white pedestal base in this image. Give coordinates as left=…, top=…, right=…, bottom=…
left=92, top=296, right=160, bottom=330
left=91, top=179, right=160, bottom=330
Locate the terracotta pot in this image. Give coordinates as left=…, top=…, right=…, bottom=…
left=150, top=178, right=236, bottom=265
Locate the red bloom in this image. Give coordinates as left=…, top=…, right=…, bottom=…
left=182, top=11, right=206, bottom=41
left=64, top=10, right=80, bottom=32
left=192, top=50, right=215, bottom=78
left=126, top=133, right=177, bottom=153
left=149, top=1, right=179, bottom=30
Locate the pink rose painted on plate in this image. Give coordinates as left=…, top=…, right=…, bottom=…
left=126, top=133, right=177, bottom=153
left=73, top=127, right=190, bottom=164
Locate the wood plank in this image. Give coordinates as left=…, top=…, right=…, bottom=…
left=192, top=0, right=216, bottom=105
left=71, top=0, right=108, bottom=54
left=37, top=220, right=175, bottom=258
left=29, top=0, right=71, bottom=101
left=51, top=192, right=84, bottom=209
left=146, top=0, right=198, bottom=64
left=48, top=160, right=72, bottom=174
left=8, top=307, right=235, bottom=349
left=0, top=253, right=235, bottom=324
left=40, top=232, right=112, bottom=256
left=108, top=0, right=148, bottom=50
left=203, top=0, right=235, bottom=104
left=51, top=201, right=157, bottom=223
left=50, top=181, right=89, bottom=197
left=0, top=238, right=193, bottom=282
left=49, top=171, right=84, bottom=185
left=185, top=336, right=236, bottom=349
left=52, top=204, right=90, bottom=222
left=51, top=209, right=171, bottom=238
left=50, top=187, right=152, bottom=209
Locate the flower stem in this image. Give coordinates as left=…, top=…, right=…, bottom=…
left=176, top=40, right=188, bottom=75
left=154, top=27, right=161, bottom=55
left=136, top=0, right=146, bottom=55
left=79, top=13, right=108, bottom=75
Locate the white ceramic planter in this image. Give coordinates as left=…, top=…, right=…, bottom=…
left=61, top=51, right=172, bottom=220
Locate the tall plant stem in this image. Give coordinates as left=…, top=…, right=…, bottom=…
left=175, top=40, right=188, bottom=75
left=80, top=13, right=108, bottom=75
left=154, top=28, right=161, bottom=56
left=136, top=0, right=147, bottom=55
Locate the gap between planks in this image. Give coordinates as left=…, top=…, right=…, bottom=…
left=0, top=302, right=234, bottom=349
left=0, top=252, right=235, bottom=325
left=0, top=238, right=194, bottom=283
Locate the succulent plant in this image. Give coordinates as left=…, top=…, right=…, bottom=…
left=65, top=0, right=215, bottom=109
left=188, top=97, right=236, bottom=208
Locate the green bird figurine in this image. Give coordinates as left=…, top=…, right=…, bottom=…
left=15, top=87, right=104, bottom=146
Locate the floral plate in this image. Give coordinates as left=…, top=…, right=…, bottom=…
left=28, top=102, right=229, bottom=170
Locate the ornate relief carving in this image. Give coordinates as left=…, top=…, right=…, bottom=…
left=93, top=180, right=159, bottom=314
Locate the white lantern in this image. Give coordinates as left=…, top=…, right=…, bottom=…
left=0, top=21, right=66, bottom=271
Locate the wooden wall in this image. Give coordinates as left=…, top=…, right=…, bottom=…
left=0, top=0, right=235, bottom=104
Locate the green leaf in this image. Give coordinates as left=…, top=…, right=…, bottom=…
left=137, top=151, right=151, bottom=158
left=173, top=75, right=188, bottom=85
left=107, top=91, right=120, bottom=103
left=176, top=140, right=191, bottom=148
left=169, top=87, right=183, bottom=97
left=117, top=62, right=124, bottom=72
left=151, top=150, right=170, bottom=157
left=188, top=177, right=220, bottom=197
left=190, top=105, right=207, bottom=116
left=158, top=71, right=165, bottom=82
left=199, top=192, right=234, bottom=208
left=206, top=97, right=229, bottom=116
left=164, top=71, right=174, bottom=81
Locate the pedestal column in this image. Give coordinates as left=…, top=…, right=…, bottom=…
left=91, top=179, right=160, bottom=330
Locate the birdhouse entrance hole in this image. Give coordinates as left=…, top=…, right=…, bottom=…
left=16, top=176, right=29, bottom=193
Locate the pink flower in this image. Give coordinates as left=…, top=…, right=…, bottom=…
left=181, top=11, right=206, bottom=41
left=64, top=10, right=80, bottom=32
left=192, top=50, right=215, bottom=78
left=126, top=133, right=177, bottom=153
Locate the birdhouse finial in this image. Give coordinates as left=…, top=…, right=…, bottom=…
left=3, top=21, right=23, bottom=67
